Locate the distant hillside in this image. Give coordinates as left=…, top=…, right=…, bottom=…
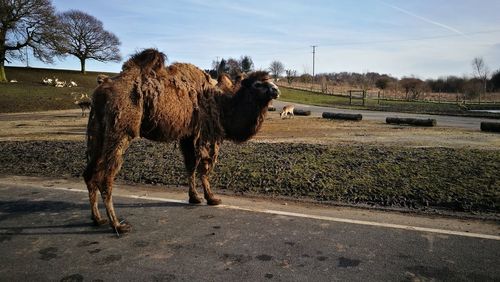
left=0, top=66, right=117, bottom=113
left=4, top=66, right=117, bottom=88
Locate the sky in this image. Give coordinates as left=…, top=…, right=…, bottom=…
left=8, top=0, right=500, bottom=79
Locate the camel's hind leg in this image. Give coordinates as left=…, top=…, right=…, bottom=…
left=180, top=137, right=203, bottom=204
left=99, top=136, right=132, bottom=234
left=83, top=114, right=107, bottom=226
left=83, top=168, right=108, bottom=226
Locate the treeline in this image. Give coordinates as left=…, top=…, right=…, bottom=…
left=287, top=69, right=500, bottom=100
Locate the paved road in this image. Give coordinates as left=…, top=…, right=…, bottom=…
left=273, top=100, right=498, bottom=130
left=0, top=177, right=499, bottom=281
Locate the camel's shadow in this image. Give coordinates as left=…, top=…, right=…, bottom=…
left=0, top=199, right=188, bottom=237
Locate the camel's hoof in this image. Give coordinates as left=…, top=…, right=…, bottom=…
left=92, top=217, right=108, bottom=226
left=114, top=223, right=132, bottom=234
left=189, top=196, right=203, bottom=204
left=207, top=198, right=222, bottom=206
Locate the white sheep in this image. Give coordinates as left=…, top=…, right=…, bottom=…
left=42, top=78, right=53, bottom=85
left=55, top=80, right=66, bottom=87
left=69, top=80, right=78, bottom=87
left=9, top=79, right=18, bottom=83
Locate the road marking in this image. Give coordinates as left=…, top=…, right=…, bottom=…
left=14, top=184, right=500, bottom=241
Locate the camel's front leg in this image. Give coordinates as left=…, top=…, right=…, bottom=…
left=199, top=160, right=222, bottom=205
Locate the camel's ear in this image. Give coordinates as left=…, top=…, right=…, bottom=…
left=241, top=78, right=254, bottom=88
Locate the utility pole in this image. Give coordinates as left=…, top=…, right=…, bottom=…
left=311, top=45, right=317, bottom=85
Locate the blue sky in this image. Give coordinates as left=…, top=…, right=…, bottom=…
left=9, top=0, right=500, bottom=79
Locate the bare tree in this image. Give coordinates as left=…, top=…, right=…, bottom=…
left=56, top=10, right=121, bottom=74
left=269, top=60, right=284, bottom=80
left=285, top=69, right=297, bottom=85
left=400, top=77, right=427, bottom=100
left=225, top=57, right=241, bottom=77
left=471, top=57, right=489, bottom=103
left=0, top=0, right=61, bottom=82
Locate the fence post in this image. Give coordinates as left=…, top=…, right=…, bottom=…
left=349, top=90, right=352, bottom=105
left=362, top=90, right=366, bottom=106
left=378, top=91, right=380, bottom=105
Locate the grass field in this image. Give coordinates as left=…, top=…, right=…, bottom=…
left=0, top=66, right=116, bottom=113
left=2, top=66, right=500, bottom=118
left=279, top=86, right=500, bottom=118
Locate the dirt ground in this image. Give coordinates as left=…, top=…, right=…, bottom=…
left=1, top=108, right=498, bottom=149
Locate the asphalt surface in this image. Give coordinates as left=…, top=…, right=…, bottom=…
left=272, top=100, right=498, bottom=129
left=0, top=178, right=499, bottom=281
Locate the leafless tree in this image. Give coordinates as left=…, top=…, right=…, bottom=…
left=225, top=58, right=241, bottom=77
left=269, top=60, right=284, bottom=80
left=0, top=0, right=61, bottom=82
left=471, top=57, right=489, bottom=103
left=400, top=77, right=427, bottom=100
left=285, top=69, right=297, bottom=85
left=56, top=10, right=121, bottom=74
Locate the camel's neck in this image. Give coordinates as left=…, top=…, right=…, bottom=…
left=218, top=92, right=270, bottom=143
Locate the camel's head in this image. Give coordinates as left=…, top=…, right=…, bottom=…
left=241, top=71, right=280, bottom=101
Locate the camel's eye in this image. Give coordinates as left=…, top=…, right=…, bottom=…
left=253, top=81, right=264, bottom=88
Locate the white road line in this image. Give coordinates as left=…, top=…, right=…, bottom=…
left=17, top=185, right=500, bottom=241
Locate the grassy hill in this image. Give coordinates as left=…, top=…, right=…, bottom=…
left=0, top=66, right=116, bottom=113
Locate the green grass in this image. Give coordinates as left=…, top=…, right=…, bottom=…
left=0, top=66, right=116, bottom=113
left=0, top=140, right=498, bottom=214
left=279, top=86, right=500, bottom=118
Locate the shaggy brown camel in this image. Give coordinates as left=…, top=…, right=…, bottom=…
left=217, top=72, right=246, bottom=93
left=83, top=49, right=279, bottom=234
left=217, top=73, right=234, bottom=93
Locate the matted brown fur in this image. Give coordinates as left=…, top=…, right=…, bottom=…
left=83, top=48, right=279, bottom=234
left=217, top=72, right=246, bottom=94
left=217, top=73, right=234, bottom=93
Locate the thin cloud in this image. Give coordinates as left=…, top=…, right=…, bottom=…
left=379, top=0, right=465, bottom=35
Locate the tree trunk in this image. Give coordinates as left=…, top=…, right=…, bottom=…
left=80, top=58, right=86, bottom=74
left=0, top=61, right=6, bottom=83
left=0, top=50, right=7, bottom=82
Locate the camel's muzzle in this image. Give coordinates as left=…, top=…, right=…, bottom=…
left=269, top=85, right=280, bottom=99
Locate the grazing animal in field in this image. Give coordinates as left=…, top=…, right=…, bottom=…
left=96, top=74, right=109, bottom=85
left=280, top=104, right=295, bottom=119
left=83, top=49, right=279, bottom=234
left=69, top=80, right=78, bottom=87
left=55, top=79, right=66, bottom=87
left=42, top=77, right=53, bottom=85
left=73, top=93, right=91, bottom=117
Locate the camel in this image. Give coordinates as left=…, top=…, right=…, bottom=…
left=83, top=49, right=279, bottom=234
left=216, top=73, right=234, bottom=93
left=217, top=72, right=246, bottom=94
